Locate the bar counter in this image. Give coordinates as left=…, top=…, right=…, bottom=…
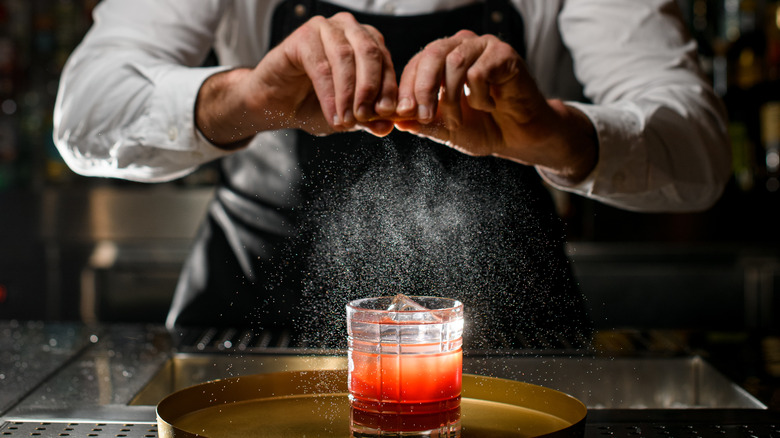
left=1, top=320, right=779, bottom=437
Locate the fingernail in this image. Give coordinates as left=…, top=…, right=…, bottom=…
left=356, top=104, right=371, bottom=120
left=333, top=114, right=341, bottom=126
left=397, top=97, right=413, bottom=113
left=377, top=97, right=394, bottom=113
left=344, top=109, right=355, bottom=125
left=418, top=104, right=432, bottom=121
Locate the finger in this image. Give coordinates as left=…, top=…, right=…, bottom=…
left=464, top=71, right=494, bottom=112
left=319, top=15, right=359, bottom=128
left=442, top=36, right=484, bottom=127
left=359, top=119, right=395, bottom=137
left=393, top=119, right=422, bottom=133
left=394, top=118, right=451, bottom=146
left=374, top=57, right=398, bottom=117
left=293, top=17, right=340, bottom=128
left=466, top=38, right=523, bottom=112
left=396, top=52, right=421, bottom=118
left=408, top=32, right=474, bottom=124
left=410, top=41, right=450, bottom=123
left=342, top=23, right=395, bottom=121
left=369, top=28, right=398, bottom=117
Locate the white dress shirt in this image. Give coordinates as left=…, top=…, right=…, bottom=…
left=53, top=0, right=731, bottom=213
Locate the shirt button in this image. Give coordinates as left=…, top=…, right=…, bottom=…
left=168, top=126, right=178, bottom=141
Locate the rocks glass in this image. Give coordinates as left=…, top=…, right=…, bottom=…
left=346, top=295, right=464, bottom=415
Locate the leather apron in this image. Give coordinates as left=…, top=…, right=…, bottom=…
left=168, top=0, right=592, bottom=350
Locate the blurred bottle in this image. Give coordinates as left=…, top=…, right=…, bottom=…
left=730, top=0, right=765, bottom=89
left=767, top=2, right=780, bottom=77
left=761, top=102, right=780, bottom=191
left=758, top=2, right=780, bottom=191
left=721, top=0, right=765, bottom=191
left=731, top=121, right=758, bottom=191
left=687, top=0, right=719, bottom=84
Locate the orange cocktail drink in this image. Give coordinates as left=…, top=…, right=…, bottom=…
left=347, top=295, right=464, bottom=414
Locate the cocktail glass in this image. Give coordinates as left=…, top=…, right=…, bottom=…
left=346, top=295, right=464, bottom=414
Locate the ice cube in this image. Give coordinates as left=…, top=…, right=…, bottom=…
left=387, top=294, right=428, bottom=311
left=386, top=294, right=442, bottom=323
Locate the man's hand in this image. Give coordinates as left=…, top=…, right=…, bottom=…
left=195, top=12, right=398, bottom=148
left=393, top=30, right=598, bottom=185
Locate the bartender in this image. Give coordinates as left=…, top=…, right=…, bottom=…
left=53, top=0, right=730, bottom=349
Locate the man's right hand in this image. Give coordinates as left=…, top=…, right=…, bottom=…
left=195, top=12, right=398, bottom=149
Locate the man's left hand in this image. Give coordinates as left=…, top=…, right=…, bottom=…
left=393, top=30, right=597, bottom=185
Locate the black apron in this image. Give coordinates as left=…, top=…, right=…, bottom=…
left=169, top=0, right=592, bottom=350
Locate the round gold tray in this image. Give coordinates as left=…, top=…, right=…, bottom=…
left=157, top=369, right=586, bottom=437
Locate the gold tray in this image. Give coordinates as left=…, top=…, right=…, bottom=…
left=157, top=370, right=586, bottom=437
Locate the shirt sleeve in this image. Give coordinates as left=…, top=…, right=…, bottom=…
left=53, top=0, right=234, bottom=182
left=537, top=0, right=732, bottom=213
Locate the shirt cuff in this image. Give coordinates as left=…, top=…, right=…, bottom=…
left=536, top=100, right=644, bottom=200
left=146, top=64, right=235, bottom=160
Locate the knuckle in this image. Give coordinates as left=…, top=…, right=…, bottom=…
left=414, top=80, right=438, bottom=98
left=332, top=11, right=356, bottom=22
left=446, top=49, right=467, bottom=70
left=293, top=20, right=317, bottom=39
left=306, top=15, right=326, bottom=27
left=313, top=59, right=333, bottom=78
left=365, top=25, right=385, bottom=44
left=495, top=40, right=515, bottom=56
left=422, top=44, right=446, bottom=59
left=356, top=76, right=380, bottom=98
left=357, top=41, right=383, bottom=62
left=454, top=29, right=477, bottom=39
left=466, top=67, right=485, bottom=85
left=333, top=42, right=355, bottom=62
left=481, top=33, right=499, bottom=43
left=358, top=75, right=379, bottom=96
left=356, top=83, right=379, bottom=101
left=487, top=36, right=516, bottom=58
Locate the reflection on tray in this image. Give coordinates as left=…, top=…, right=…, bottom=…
left=350, top=404, right=462, bottom=437
left=156, top=370, right=586, bottom=438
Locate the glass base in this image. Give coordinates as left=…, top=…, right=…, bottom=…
left=350, top=403, right=461, bottom=437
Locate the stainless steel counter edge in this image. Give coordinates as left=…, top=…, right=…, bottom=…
left=0, top=321, right=98, bottom=415
left=0, top=322, right=173, bottom=422
left=2, top=321, right=778, bottom=430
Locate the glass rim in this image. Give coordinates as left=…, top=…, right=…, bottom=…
left=346, top=295, right=463, bottom=313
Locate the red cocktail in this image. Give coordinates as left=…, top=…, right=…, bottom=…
left=346, top=295, right=464, bottom=414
